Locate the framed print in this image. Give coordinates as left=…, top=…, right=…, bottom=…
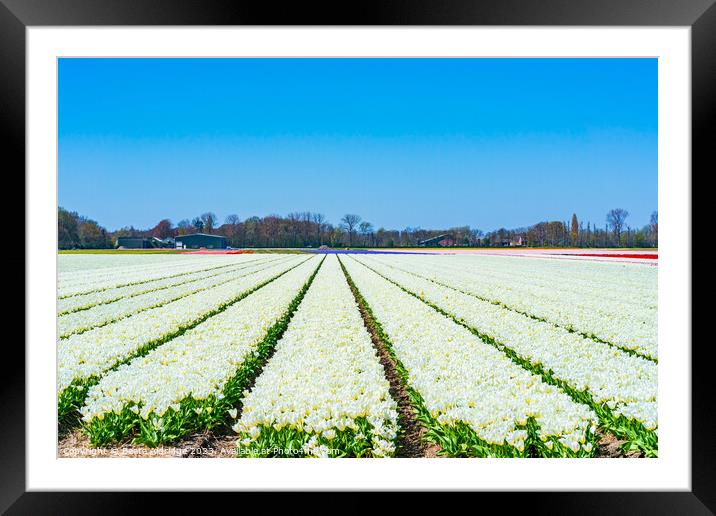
left=3, top=0, right=712, bottom=512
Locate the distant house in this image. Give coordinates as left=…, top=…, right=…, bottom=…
left=116, top=237, right=153, bottom=249
left=174, top=233, right=228, bottom=250
left=498, top=236, right=524, bottom=247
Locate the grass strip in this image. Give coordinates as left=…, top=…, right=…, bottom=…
left=59, top=249, right=191, bottom=254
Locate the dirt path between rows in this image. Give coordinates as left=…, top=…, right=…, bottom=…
left=339, top=257, right=441, bottom=458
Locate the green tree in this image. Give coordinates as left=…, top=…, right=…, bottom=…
left=570, top=213, right=579, bottom=247
left=58, top=207, right=80, bottom=249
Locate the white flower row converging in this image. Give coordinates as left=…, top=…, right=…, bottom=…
left=235, top=255, right=399, bottom=457
left=368, top=255, right=658, bottom=359
left=57, top=256, right=308, bottom=395
left=57, top=256, right=278, bottom=314
left=58, top=253, right=202, bottom=276
left=58, top=255, right=258, bottom=298
left=353, top=256, right=658, bottom=431
left=400, top=253, right=656, bottom=312
left=59, top=256, right=219, bottom=289
left=342, top=257, right=598, bottom=454
left=80, top=256, right=322, bottom=427
left=58, top=258, right=291, bottom=337
left=451, top=253, right=655, bottom=292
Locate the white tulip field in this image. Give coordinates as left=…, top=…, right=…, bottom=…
left=57, top=252, right=657, bottom=458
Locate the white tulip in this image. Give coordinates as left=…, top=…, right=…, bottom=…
left=60, top=255, right=308, bottom=397
left=342, top=257, right=597, bottom=453
left=235, top=256, right=398, bottom=457
left=351, top=255, right=657, bottom=432
left=79, top=257, right=320, bottom=431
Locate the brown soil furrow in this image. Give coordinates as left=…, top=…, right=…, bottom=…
left=338, top=257, right=440, bottom=458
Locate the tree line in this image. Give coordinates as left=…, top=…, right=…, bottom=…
left=57, top=207, right=657, bottom=250
left=483, top=210, right=658, bottom=248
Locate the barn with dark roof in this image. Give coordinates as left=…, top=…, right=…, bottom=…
left=174, top=233, right=228, bottom=250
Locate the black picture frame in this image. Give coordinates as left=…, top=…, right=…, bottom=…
left=3, top=0, right=710, bottom=513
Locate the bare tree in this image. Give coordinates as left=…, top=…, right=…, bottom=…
left=359, top=221, right=373, bottom=247
left=650, top=211, right=658, bottom=247
left=200, top=212, right=217, bottom=233
left=300, top=211, right=312, bottom=245
left=286, top=212, right=303, bottom=247
left=177, top=219, right=192, bottom=236
left=470, top=228, right=484, bottom=247
left=341, top=214, right=362, bottom=247
left=606, top=208, right=629, bottom=245
left=223, top=214, right=241, bottom=246
left=225, top=214, right=240, bottom=226
left=312, top=213, right=326, bottom=245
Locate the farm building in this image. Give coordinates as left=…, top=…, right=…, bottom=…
left=152, top=236, right=175, bottom=248
left=174, top=233, right=228, bottom=250
left=116, top=237, right=154, bottom=249
left=418, top=234, right=455, bottom=247
left=498, top=236, right=525, bottom=247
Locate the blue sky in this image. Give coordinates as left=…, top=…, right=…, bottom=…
left=58, top=58, right=657, bottom=232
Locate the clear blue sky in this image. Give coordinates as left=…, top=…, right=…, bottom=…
left=59, top=58, right=657, bottom=232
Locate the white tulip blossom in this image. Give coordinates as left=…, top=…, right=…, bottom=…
left=363, top=253, right=657, bottom=359
left=58, top=256, right=309, bottom=397
left=236, top=256, right=399, bottom=457
left=58, top=253, right=204, bottom=277
left=58, top=258, right=291, bottom=337
left=342, top=258, right=597, bottom=455
left=80, top=257, right=321, bottom=433
left=58, top=255, right=246, bottom=297
left=59, top=250, right=657, bottom=457
left=58, top=256, right=276, bottom=314
left=351, top=256, right=658, bottom=433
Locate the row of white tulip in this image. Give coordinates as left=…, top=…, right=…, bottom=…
left=422, top=254, right=656, bottom=309
left=368, top=255, right=658, bottom=359
left=450, top=251, right=657, bottom=284
left=421, top=254, right=656, bottom=313
left=235, top=256, right=399, bottom=457
left=353, top=256, right=658, bottom=432
left=80, top=256, right=321, bottom=432
left=59, top=255, right=216, bottom=289
left=58, top=255, right=308, bottom=397
left=58, top=257, right=277, bottom=314
left=58, top=258, right=290, bottom=337
left=58, top=253, right=197, bottom=275
left=342, top=257, right=597, bottom=455
left=464, top=256, right=658, bottom=310
left=58, top=255, right=259, bottom=298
